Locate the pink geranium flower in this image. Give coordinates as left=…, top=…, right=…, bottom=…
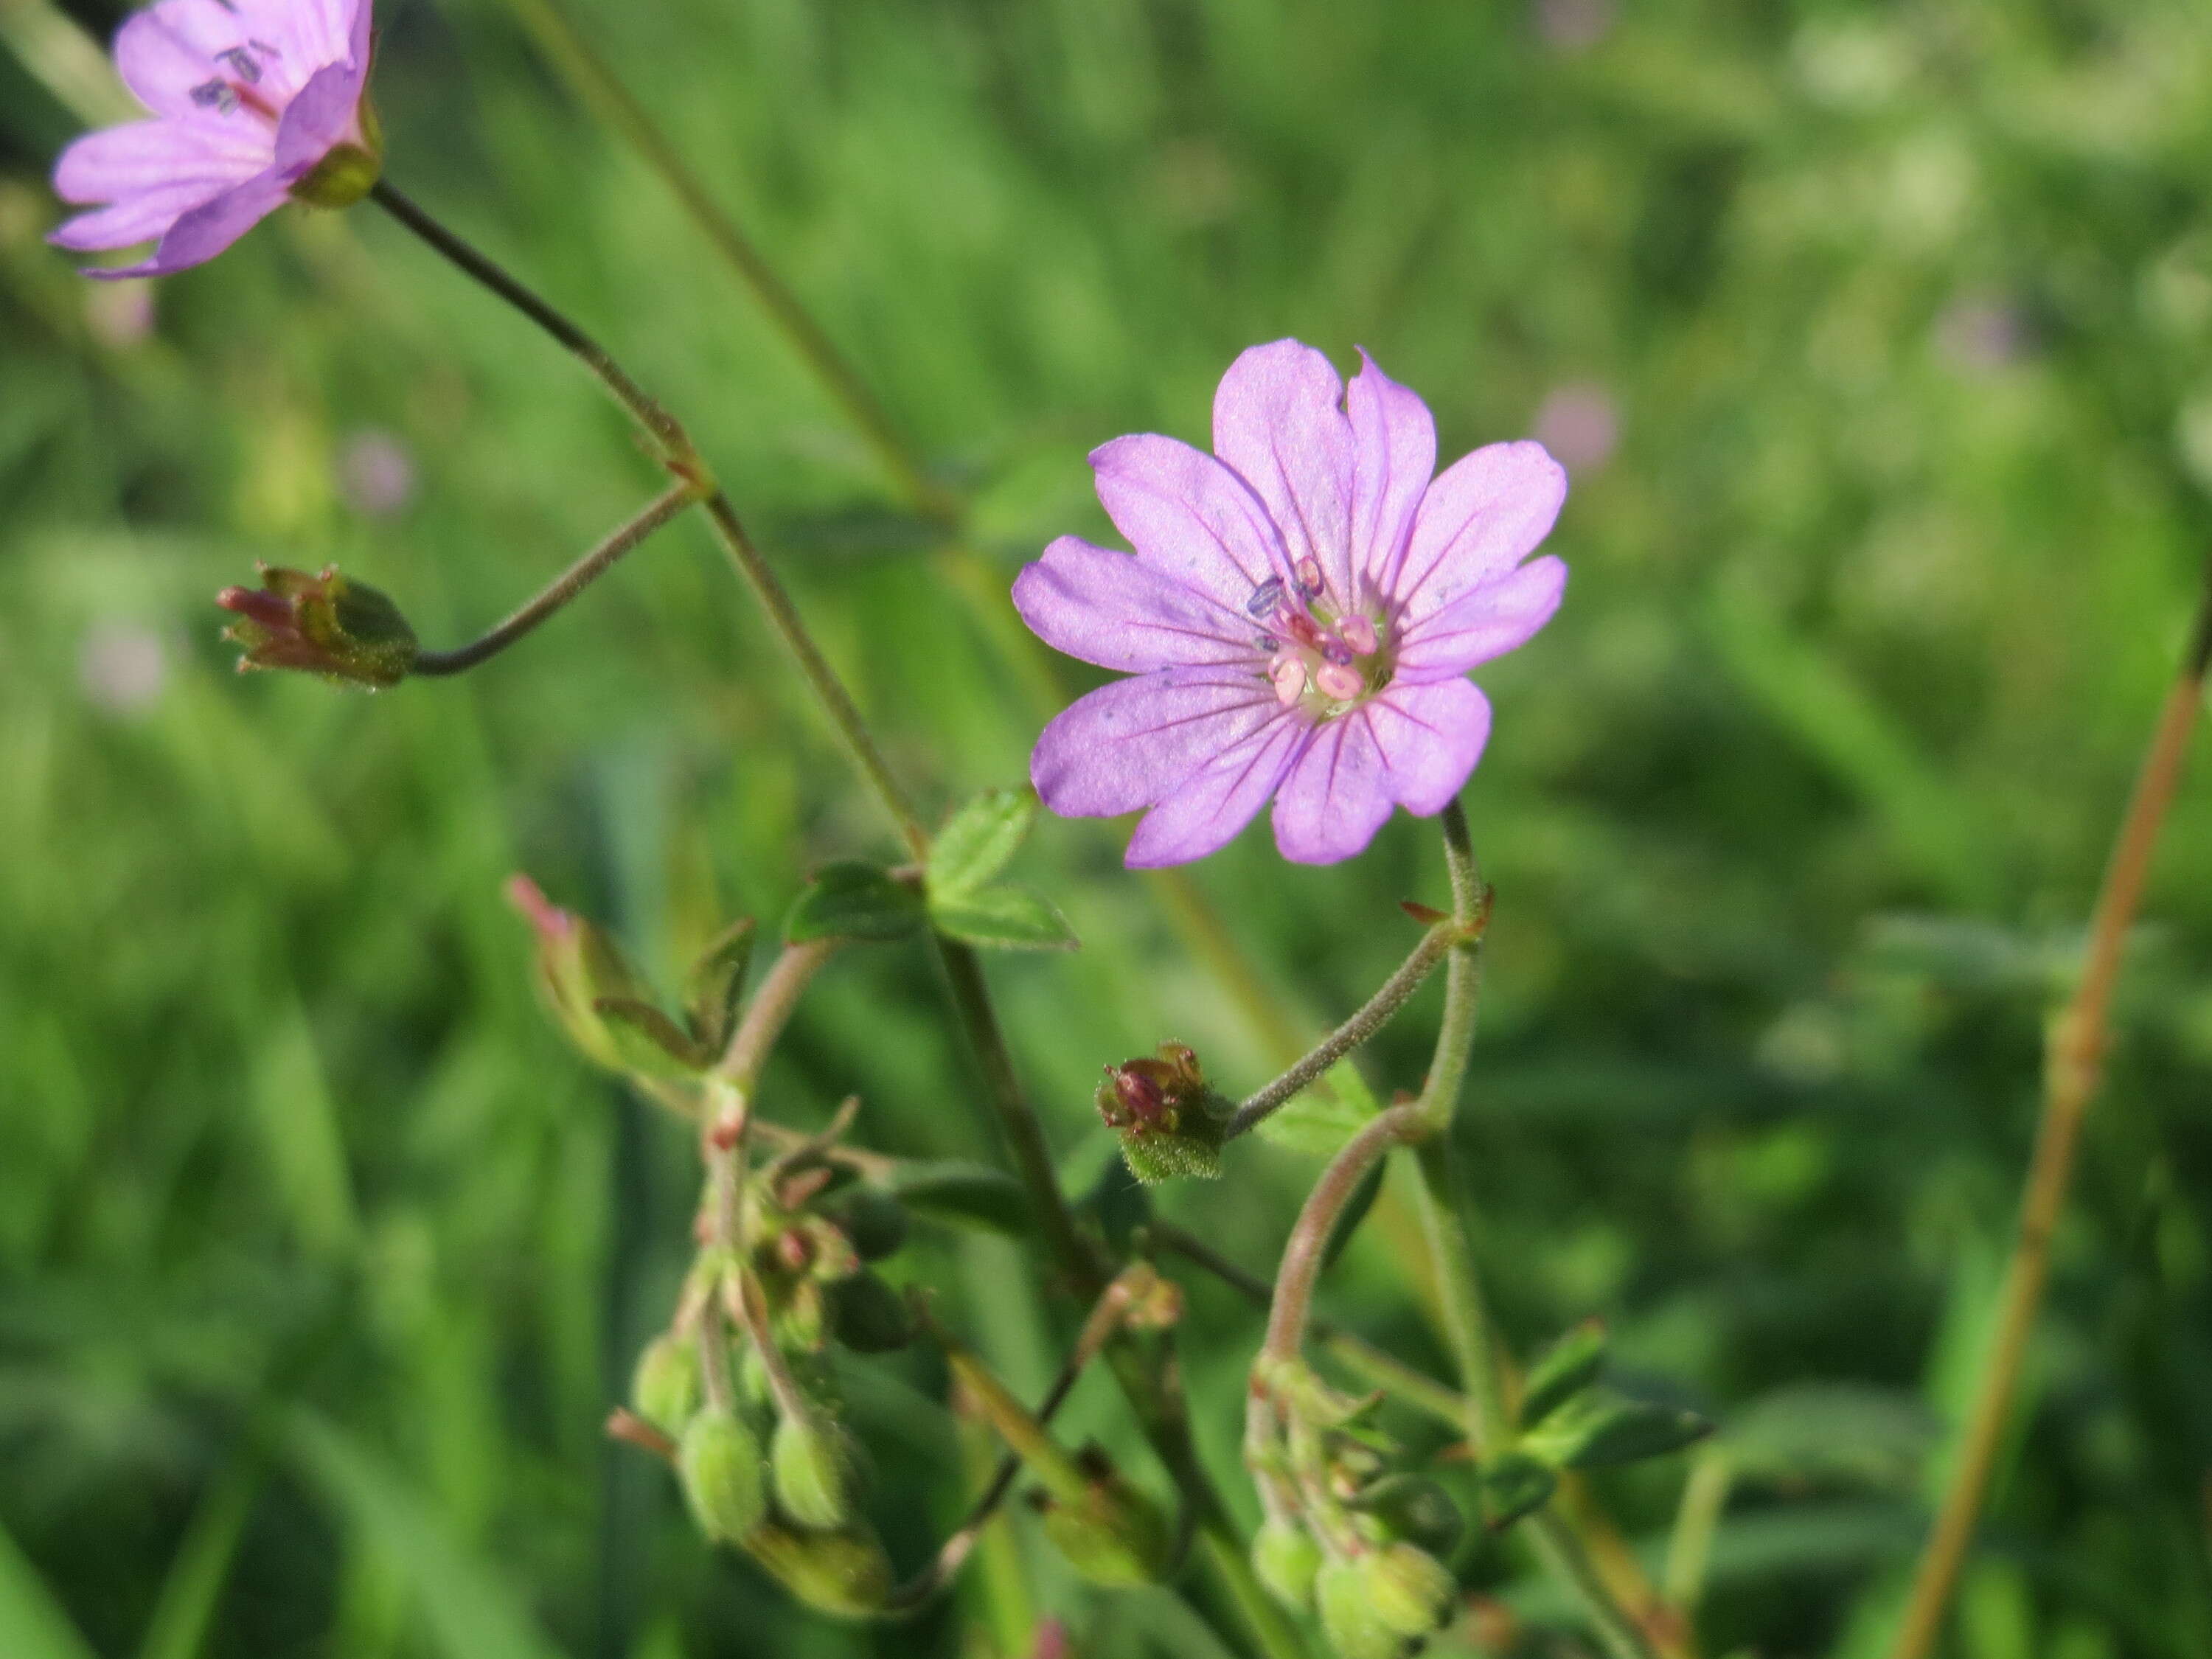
left=1014, top=341, right=1568, bottom=867
left=50, top=0, right=379, bottom=279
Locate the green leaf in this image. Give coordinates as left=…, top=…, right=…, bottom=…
left=785, top=861, right=925, bottom=944
left=886, top=1161, right=1034, bottom=1236
left=928, top=788, right=1037, bottom=898
left=681, top=916, right=757, bottom=1051
left=1253, top=1058, right=1380, bottom=1157
left=592, top=997, right=712, bottom=1076
left=929, top=885, right=1078, bottom=950
left=1520, top=1390, right=1712, bottom=1470
left=0, top=1518, right=97, bottom=1659
left=1518, top=1318, right=1609, bottom=1428
left=1478, top=1452, right=1557, bottom=1531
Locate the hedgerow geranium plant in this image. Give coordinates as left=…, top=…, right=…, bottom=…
left=47, top=4, right=2211, bottom=1658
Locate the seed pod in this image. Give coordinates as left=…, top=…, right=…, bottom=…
left=678, top=1408, right=765, bottom=1544
left=1363, top=1541, right=1458, bottom=1638
left=771, top=1413, right=866, bottom=1531
left=1251, top=1515, right=1323, bottom=1613
left=630, top=1333, right=700, bottom=1439
left=827, top=1270, right=914, bottom=1354
left=1314, top=1554, right=1405, bottom=1659
left=745, top=1520, right=895, bottom=1620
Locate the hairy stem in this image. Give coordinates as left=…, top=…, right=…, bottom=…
left=1885, top=558, right=2212, bottom=1659
left=1259, top=1105, right=1426, bottom=1365
left=1227, top=923, right=1462, bottom=1141
left=411, top=483, right=699, bottom=676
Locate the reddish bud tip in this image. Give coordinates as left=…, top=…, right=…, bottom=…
left=1400, top=900, right=1450, bottom=925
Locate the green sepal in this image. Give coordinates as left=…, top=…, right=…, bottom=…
left=1520, top=1390, right=1713, bottom=1470
left=630, top=1333, right=700, bottom=1439
left=1362, top=1541, right=1458, bottom=1638
left=1518, top=1317, right=1609, bottom=1429
left=784, top=860, right=924, bottom=944
left=1478, top=1450, right=1557, bottom=1529
left=1313, top=1554, right=1402, bottom=1659
left=929, top=884, right=1079, bottom=950
left=678, top=1408, right=767, bottom=1543
left=592, top=996, right=714, bottom=1077
left=744, top=1520, right=894, bottom=1619
left=928, top=787, right=1037, bottom=897
left=771, top=1414, right=867, bottom=1531
left=1251, top=1517, right=1322, bottom=1613
left=681, top=916, right=757, bottom=1052
left=1118, top=1127, right=1222, bottom=1185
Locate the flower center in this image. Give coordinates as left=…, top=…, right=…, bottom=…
left=189, top=40, right=284, bottom=123
left=1248, top=558, right=1389, bottom=715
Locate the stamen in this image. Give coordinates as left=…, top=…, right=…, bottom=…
left=1245, top=576, right=1284, bottom=619
left=1314, top=661, right=1363, bottom=702
left=215, top=46, right=264, bottom=83
left=1322, top=641, right=1354, bottom=667
left=1295, top=557, right=1324, bottom=599
left=189, top=79, right=240, bottom=114
left=1252, top=634, right=1278, bottom=652
left=1269, top=654, right=1306, bottom=706
left=1339, top=615, right=1378, bottom=655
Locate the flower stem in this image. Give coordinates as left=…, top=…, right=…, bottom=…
left=1227, top=922, right=1464, bottom=1141
left=1259, top=1105, right=1425, bottom=1366
left=410, top=482, right=699, bottom=676
left=1884, top=557, right=2212, bottom=1659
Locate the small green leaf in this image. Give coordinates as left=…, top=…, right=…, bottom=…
left=929, top=885, right=1078, bottom=950
left=1478, top=1451, right=1557, bottom=1530
left=785, top=861, right=925, bottom=944
left=928, top=788, right=1037, bottom=898
left=592, top=998, right=712, bottom=1076
left=1519, top=1318, right=1609, bottom=1428
left=886, top=1161, right=1034, bottom=1236
left=1520, top=1390, right=1712, bottom=1470
left=681, top=916, right=757, bottom=1051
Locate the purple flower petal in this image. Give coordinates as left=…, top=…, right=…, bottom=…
left=1391, top=441, right=1567, bottom=626
left=52, top=117, right=263, bottom=208
left=1211, top=340, right=1357, bottom=612
left=1393, top=554, right=1568, bottom=684
left=276, top=56, right=370, bottom=168
left=1127, top=712, right=1308, bottom=867
left=96, top=167, right=291, bottom=278
left=1091, top=434, right=1292, bottom=613
left=114, top=1, right=272, bottom=116
left=1361, top=678, right=1492, bottom=816
left=1012, top=536, right=1259, bottom=673
left=1347, top=348, right=1436, bottom=598
left=1269, top=712, right=1397, bottom=866
left=1029, top=665, right=1285, bottom=820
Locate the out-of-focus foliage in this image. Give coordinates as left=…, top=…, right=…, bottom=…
left=4, top=0, right=2211, bottom=1655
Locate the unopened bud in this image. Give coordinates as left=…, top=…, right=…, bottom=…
left=745, top=1520, right=894, bottom=1619
left=771, top=1413, right=866, bottom=1531
left=1252, top=1516, right=1322, bottom=1613
left=827, top=1270, right=914, bottom=1354
left=1314, top=1554, right=1404, bottom=1659
left=630, top=1333, right=700, bottom=1439
left=832, top=1189, right=909, bottom=1262
left=217, top=563, right=417, bottom=687
left=678, top=1408, right=766, bottom=1543
left=775, top=1280, right=828, bottom=1353
left=1096, top=1042, right=1233, bottom=1185
left=1363, top=1541, right=1458, bottom=1638
left=505, top=877, right=648, bottom=1074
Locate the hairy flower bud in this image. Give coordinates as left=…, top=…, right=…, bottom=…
left=831, top=1189, right=910, bottom=1262
left=827, top=1270, right=914, bottom=1354
left=771, top=1413, right=866, bottom=1531
left=1314, top=1554, right=1405, bottom=1659
left=678, top=1408, right=766, bottom=1544
left=630, top=1333, right=700, bottom=1439
left=745, top=1520, right=895, bottom=1619
left=505, top=877, right=649, bottom=1074
left=1363, top=1542, right=1459, bottom=1638
left=1096, top=1043, right=1233, bottom=1184
left=217, top=563, right=417, bottom=688
left=1252, top=1516, right=1323, bottom=1613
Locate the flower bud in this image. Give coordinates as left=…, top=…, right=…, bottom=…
left=745, top=1520, right=894, bottom=1620
left=831, top=1189, right=909, bottom=1262
left=771, top=1413, right=866, bottom=1531
left=1096, top=1043, right=1233, bottom=1184
left=1363, top=1542, right=1458, bottom=1638
left=1314, top=1554, right=1405, bottom=1659
left=630, top=1333, right=700, bottom=1439
left=505, top=877, right=648, bottom=1074
left=827, top=1270, right=914, bottom=1354
left=217, top=563, right=417, bottom=688
left=1251, top=1516, right=1323, bottom=1613
left=678, top=1408, right=766, bottom=1544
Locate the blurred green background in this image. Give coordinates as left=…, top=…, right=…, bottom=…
left=5, top=0, right=2212, bottom=1655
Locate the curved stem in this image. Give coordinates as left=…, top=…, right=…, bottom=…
left=1885, top=557, right=2212, bottom=1659
left=1416, top=800, right=1489, bottom=1135
left=411, top=483, right=699, bottom=676
left=1227, top=924, right=1461, bottom=1141
left=717, top=938, right=839, bottom=1088
left=1259, top=1105, right=1426, bottom=1365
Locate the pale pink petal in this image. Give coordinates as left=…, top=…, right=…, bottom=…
left=1029, top=666, right=1284, bottom=819
left=1393, top=555, right=1568, bottom=684
left=1391, top=441, right=1567, bottom=625
left=1012, top=536, right=1259, bottom=673
left=232, top=0, right=362, bottom=86
left=1091, top=434, right=1292, bottom=613
left=97, top=167, right=291, bottom=278
left=1361, top=678, right=1493, bottom=816
left=1347, top=349, right=1436, bottom=598
left=51, top=182, right=222, bottom=251
left=1211, top=340, right=1357, bottom=612
left=114, top=0, right=266, bottom=116
left=274, top=56, right=369, bottom=168
left=1270, top=714, right=1396, bottom=866
left=1126, top=712, right=1309, bottom=867
left=52, top=118, right=265, bottom=206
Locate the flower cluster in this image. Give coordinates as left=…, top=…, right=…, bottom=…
left=1015, top=341, right=1568, bottom=866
